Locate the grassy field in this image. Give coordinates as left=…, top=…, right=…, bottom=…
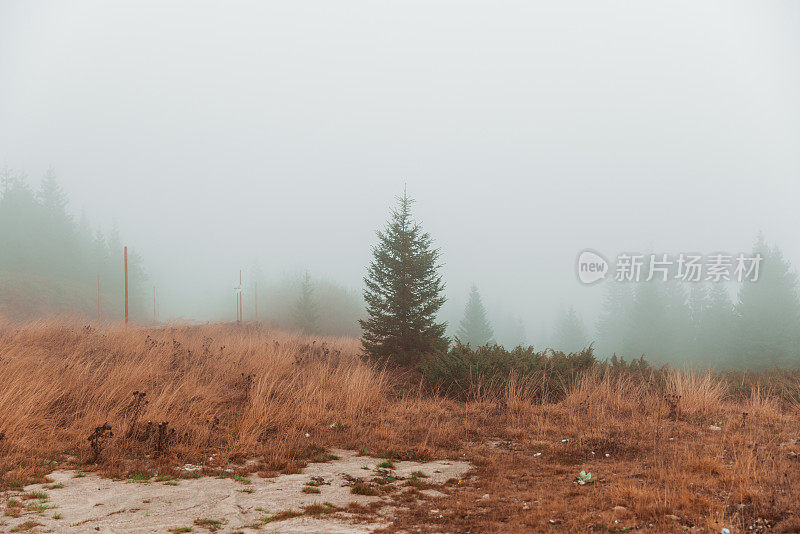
left=0, top=318, right=798, bottom=532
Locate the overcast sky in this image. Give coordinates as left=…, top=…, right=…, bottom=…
left=2, top=1, right=799, bottom=333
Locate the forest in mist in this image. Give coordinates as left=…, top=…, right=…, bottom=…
left=2, top=167, right=799, bottom=369
left=3, top=2, right=800, bottom=370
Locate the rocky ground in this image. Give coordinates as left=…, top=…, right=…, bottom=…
left=0, top=450, right=471, bottom=533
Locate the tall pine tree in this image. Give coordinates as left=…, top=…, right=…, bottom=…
left=360, top=192, right=448, bottom=364
left=456, top=284, right=494, bottom=346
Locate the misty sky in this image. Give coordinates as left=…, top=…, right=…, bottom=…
left=2, top=1, right=799, bottom=334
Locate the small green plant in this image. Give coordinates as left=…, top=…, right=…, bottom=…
left=125, top=474, right=150, bottom=484
left=305, top=476, right=325, bottom=487
left=261, top=509, right=302, bottom=523
left=576, top=470, right=592, bottom=485
left=312, top=453, right=340, bottom=463
left=351, top=481, right=379, bottom=496
left=377, top=460, right=394, bottom=469
left=411, top=470, right=428, bottom=478
left=168, top=527, right=192, bottom=533
left=302, top=486, right=320, bottom=494
left=164, top=480, right=179, bottom=486
left=4, top=499, right=22, bottom=517
left=238, top=488, right=255, bottom=494
left=10, top=521, right=42, bottom=532
left=53, top=513, right=62, bottom=520
left=303, top=502, right=337, bottom=516
left=25, top=501, right=54, bottom=513
left=23, top=491, right=48, bottom=501
left=233, top=475, right=251, bottom=485
left=372, top=470, right=397, bottom=485
left=193, top=518, right=224, bottom=531
left=74, top=472, right=86, bottom=478
left=43, top=483, right=64, bottom=489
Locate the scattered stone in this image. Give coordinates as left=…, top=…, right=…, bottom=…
left=181, top=464, right=202, bottom=472
left=709, top=425, right=722, bottom=431
left=420, top=489, right=447, bottom=498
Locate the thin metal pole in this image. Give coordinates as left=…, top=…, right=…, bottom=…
left=239, top=269, right=243, bottom=322
left=124, top=246, right=129, bottom=326
left=97, top=275, right=101, bottom=327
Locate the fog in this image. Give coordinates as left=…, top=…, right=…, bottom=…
left=2, top=1, right=800, bottom=363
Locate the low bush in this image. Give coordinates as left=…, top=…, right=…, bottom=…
left=419, top=342, right=597, bottom=401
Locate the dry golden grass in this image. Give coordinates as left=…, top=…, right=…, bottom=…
left=0, top=317, right=798, bottom=532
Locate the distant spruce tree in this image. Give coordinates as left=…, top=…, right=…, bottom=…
left=687, top=282, right=708, bottom=340
left=623, top=280, right=671, bottom=361
left=700, top=283, right=736, bottom=364
left=293, top=271, right=319, bottom=334
left=735, top=235, right=800, bottom=367
left=553, top=306, right=590, bottom=353
left=359, top=191, right=448, bottom=364
left=595, top=281, right=633, bottom=358
left=497, top=314, right=526, bottom=348
left=456, top=284, right=494, bottom=346
left=37, top=168, right=69, bottom=218
left=662, top=280, right=692, bottom=360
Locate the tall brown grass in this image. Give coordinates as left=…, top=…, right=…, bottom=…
left=0, top=317, right=798, bottom=532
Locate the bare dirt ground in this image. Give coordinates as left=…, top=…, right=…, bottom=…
left=1, top=450, right=471, bottom=533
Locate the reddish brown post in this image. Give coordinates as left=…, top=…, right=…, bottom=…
left=124, top=246, right=129, bottom=326
left=239, top=269, right=243, bottom=322
left=97, top=275, right=102, bottom=327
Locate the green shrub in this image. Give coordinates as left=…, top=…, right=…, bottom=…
left=419, top=342, right=597, bottom=401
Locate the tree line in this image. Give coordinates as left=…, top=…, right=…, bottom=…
left=543, top=237, right=800, bottom=368
left=3, top=170, right=798, bottom=370
left=0, top=168, right=145, bottom=319
left=360, top=194, right=800, bottom=368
